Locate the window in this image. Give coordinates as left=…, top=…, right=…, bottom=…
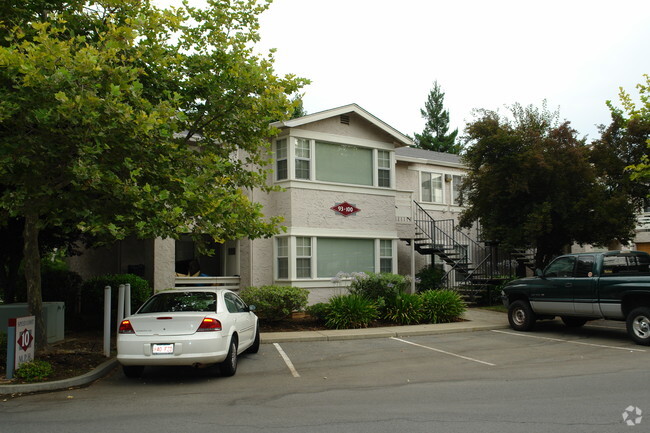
left=276, top=237, right=288, bottom=279
left=574, top=256, right=594, bottom=278
left=545, top=256, right=576, bottom=278
left=421, top=172, right=443, bottom=203
left=296, top=237, right=312, bottom=278
left=315, top=142, right=373, bottom=185
left=377, top=150, right=391, bottom=188
left=317, top=238, right=374, bottom=277
left=603, top=254, right=650, bottom=275
left=380, top=240, right=393, bottom=273
left=295, top=138, right=310, bottom=180
left=452, top=175, right=463, bottom=205
left=275, top=139, right=288, bottom=180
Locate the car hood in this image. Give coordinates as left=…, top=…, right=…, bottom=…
left=127, top=313, right=213, bottom=336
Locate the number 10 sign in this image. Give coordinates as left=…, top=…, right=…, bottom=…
left=14, top=316, right=35, bottom=368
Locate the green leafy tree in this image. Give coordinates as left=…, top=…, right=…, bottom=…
left=591, top=74, right=650, bottom=206
left=413, top=81, right=461, bottom=154
left=0, top=0, right=307, bottom=348
left=459, top=103, right=636, bottom=268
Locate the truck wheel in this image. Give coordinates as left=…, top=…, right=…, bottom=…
left=561, top=317, right=587, bottom=328
left=508, top=300, right=536, bottom=331
left=626, top=307, right=650, bottom=346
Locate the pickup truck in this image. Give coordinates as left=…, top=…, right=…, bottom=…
left=501, top=250, right=650, bottom=345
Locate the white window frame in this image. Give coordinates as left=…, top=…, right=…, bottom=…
left=452, top=174, right=463, bottom=205
left=378, top=239, right=394, bottom=273
left=295, top=236, right=312, bottom=279
left=276, top=237, right=289, bottom=279
left=376, top=149, right=392, bottom=188
left=294, top=138, right=311, bottom=180
left=275, top=138, right=288, bottom=181
left=421, top=171, right=444, bottom=203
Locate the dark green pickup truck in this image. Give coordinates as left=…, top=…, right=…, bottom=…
left=501, top=250, right=650, bottom=345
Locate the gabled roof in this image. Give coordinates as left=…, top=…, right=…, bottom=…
left=395, top=146, right=464, bottom=168
left=271, top=103, right=413, bottom=147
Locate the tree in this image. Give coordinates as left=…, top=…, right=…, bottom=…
left=0, top=0, right=308, bottom=348
left=591, top=74, right=650, bottom=206
left=459, top=103, right=637, bottom=268
left=413, top=81, right=462, bottom=154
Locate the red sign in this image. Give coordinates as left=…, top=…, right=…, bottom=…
left=331, top=201, right=360, bottom=216
left=17, top=328, right=34, bottom=352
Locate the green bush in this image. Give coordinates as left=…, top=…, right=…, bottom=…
left=325, top=294, right=379, bottom=329
left=384, top=293, right=425, bottom=325
left=15, top=359, right=54, bottom=383
left=80, top=274, right=152, bottom=328
left=306, top=302, right=330, bottom=323
left=239, top=285, right=309, bottom=322
left=415, top=265, right=445, bottom=292
left=348, top=272, right=409, bottom=300
left=420, top=289, right=466, bottom=323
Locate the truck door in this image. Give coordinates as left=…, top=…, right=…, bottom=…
left=571, top=255, right=597, bottom=315
left=530, top=256, right=576, bottom=315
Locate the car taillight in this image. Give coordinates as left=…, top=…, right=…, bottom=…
left=197, top=317, right=222, bottom=332
left=119, top=319, right=135, bottom=334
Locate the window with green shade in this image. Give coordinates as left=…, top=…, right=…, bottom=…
left=317, top=238, right=374, bottom=278
left=315, top=142, right=373, bottom=185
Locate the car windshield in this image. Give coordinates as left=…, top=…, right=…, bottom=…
left=137, top=292, right=217, bottom=313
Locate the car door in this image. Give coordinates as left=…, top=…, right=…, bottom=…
left=224, top=292, right=255, bottom=348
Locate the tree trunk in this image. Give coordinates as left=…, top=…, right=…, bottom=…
left=23, top=211, right=47, bottom=350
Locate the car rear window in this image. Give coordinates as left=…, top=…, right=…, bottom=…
left=138, top=292, right=217, bottom=313
left=602, top=255, right=650, bottom=276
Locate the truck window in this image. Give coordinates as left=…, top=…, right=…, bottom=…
left=545, top=256, right=576, bottom=278
left=574, top=256, right=595, bottom=277
left=602, top=255, right=650, bottom=276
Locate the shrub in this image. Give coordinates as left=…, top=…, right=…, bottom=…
left=420, top=289, right=467, bottom=323
left=415, top=265, right=445, bottom=292
left=325, top=294, right=379, bottom=329
left=348, top=272, right=409, bottom=300
left=80, top=274, right=152, bottom=328
left=239, top=285, right=309, bottom=322
left=15, top=360, right=54, bottom=383
left=306, top=302, right=330, bottom=323
left=384, top=293, right=425, bottom=325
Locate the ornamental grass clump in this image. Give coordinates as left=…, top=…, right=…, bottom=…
left=383, top=293, right=425, bottom=325
left=420, top=289, right=467, bottom=323
left=325, top=294, right=379, bottom=329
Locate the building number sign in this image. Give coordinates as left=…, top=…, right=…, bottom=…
left=331, top=201, right=360, bottom=217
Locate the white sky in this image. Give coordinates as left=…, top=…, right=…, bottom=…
left=255, top=0, right=650, bottom=141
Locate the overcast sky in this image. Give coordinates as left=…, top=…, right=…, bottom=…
left=255, top=0, right=650, bottom=141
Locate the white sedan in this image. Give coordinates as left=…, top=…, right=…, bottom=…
left=117, top=288, right=259, bottom=378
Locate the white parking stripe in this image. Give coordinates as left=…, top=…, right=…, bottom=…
left=491, top=330, right=646, bottom=352
left=274, top=343, right=301, bottom=377
left=390, top=337, right=496, bottom=366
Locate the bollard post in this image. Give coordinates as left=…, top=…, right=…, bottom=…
left=117, top=284, right=125, bottom=334
left=6, top=318, right=16, bottom=379
left=103, top=286, right=111, bottom=358
left=125, top=283, right=132, bottom=317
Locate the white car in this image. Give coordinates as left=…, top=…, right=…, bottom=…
left=117, top=288, right=259, bottom=378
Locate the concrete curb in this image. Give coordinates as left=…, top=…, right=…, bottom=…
left=1, top=309, right=508, bottom=395
left=1, top=358, right=119, bottom=396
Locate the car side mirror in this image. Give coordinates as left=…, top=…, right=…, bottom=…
left=248, top=304, right=256, bottom=312
left=535, top=268, right=544, bottom=278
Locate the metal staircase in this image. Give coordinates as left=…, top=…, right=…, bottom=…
left=407, top=202, right=518, bottom=304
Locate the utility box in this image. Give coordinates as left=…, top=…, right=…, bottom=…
left=0, top=302, right=65, bottom=343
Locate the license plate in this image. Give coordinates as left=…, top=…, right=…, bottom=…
left=152, top=344, right=174, bottom=354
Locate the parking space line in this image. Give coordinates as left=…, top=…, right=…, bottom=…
left=273, top=343, right=301, bottom=377
left=491, top=330, right=646, bottom=352
left=390, top=337, right=496, bottom=366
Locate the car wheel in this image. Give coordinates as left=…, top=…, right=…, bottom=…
left=246, top=325, right=260, bottom=354
left=561, top=316, right=588, bottom=328
left=123, top=365, right=144, bottom=378
left=508, top=300, right=536, bottom=331
left=626, top=307, right=650, bottom=346
left=220, top=338, right=238, bottom=377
